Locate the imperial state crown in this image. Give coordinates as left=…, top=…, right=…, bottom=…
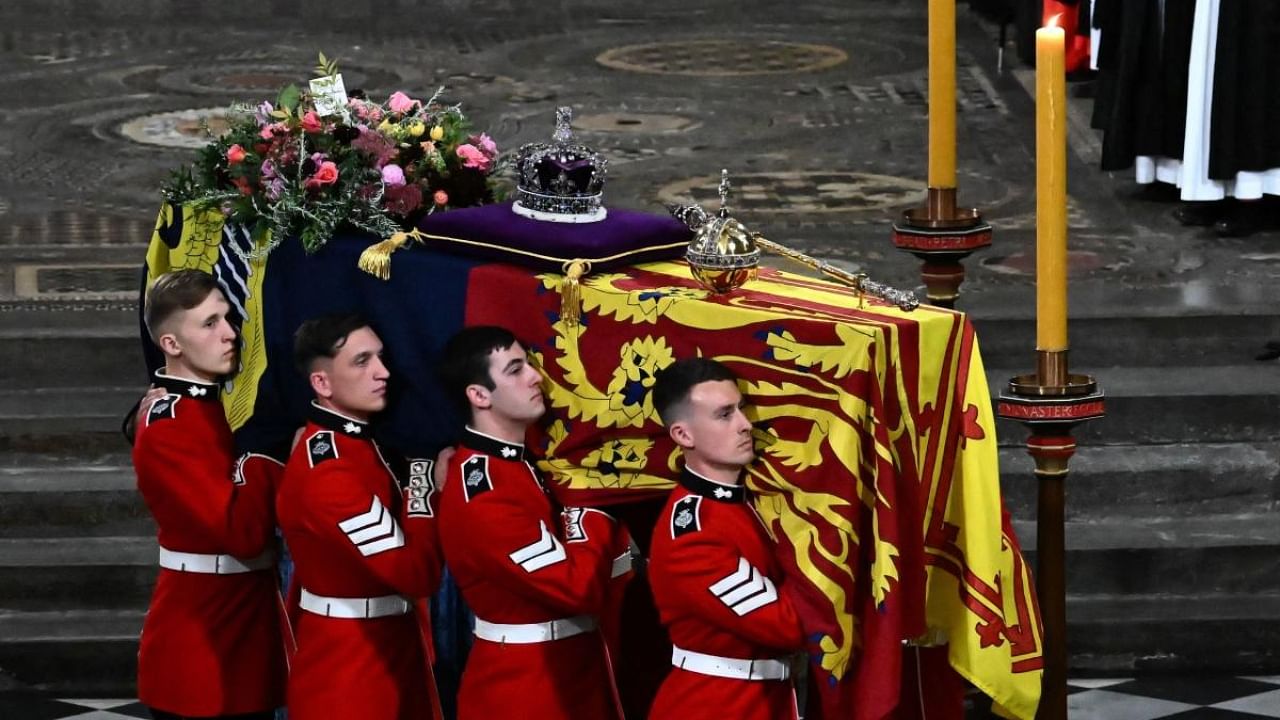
left=512, top=106, right=608, bottom=224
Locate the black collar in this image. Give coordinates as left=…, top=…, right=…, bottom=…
left=679, top=466, right=745, bottom=503
left=461, top=426, right=527, bottom=462
left=309, top=402, right=371, bottom=439
left=154, top=371, right=220, bottom=402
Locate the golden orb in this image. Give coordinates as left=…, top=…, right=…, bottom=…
left=685, top=216, right=761, bottom=294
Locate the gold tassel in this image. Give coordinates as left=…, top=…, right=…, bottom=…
left=559, top=259, right=590, bottom=326
left=357, top=231, right=412, bottom=280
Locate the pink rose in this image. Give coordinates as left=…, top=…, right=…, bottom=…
left=304, top=161, right=339, bottom=189
left=301, top=111, right=323, bottom=133
left=381, top=163, right=406, bottom=187
left=455, top=143, right=490, bottom=170
left=434, top=189, right=449, bottom=206
left=226, top=144, right=246, bottom=165
left=387, top=91, right=418, bottom=114
left=473, top=133, right=498, bottom=158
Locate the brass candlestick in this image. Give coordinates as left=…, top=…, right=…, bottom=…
left=892, top=187, right=992, bottom=308
left=997, top=349, right=1104, bottom=720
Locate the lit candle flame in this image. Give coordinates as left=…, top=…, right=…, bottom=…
left=1046, top=13, right=1063, bottom=29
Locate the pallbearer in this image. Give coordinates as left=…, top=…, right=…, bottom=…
left=647, top=358, right=807, bottom=720
left=437, top=326, right=635, bottom=720
left=134, top=269, right=286, bottom=720
left=279, top=313, right=449, bottom=720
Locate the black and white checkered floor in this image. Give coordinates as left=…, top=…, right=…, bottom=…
left=2, top=677, right=1278, bottom=719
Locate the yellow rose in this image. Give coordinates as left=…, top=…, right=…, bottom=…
left=377, top=119, right=395, bottom=134
left=407, top=121, right=425, bottom=138
left=429, top=125, right=445, bottom=141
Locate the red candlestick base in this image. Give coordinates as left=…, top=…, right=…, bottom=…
left=892, top=187, right=991, bottom=308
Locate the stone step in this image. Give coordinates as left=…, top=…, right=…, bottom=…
left=0, top=537, right=154, bottom=611
left=0, top=609, right=139, bottom=695
left=1015, top=514, right=1280, bottom=597
left=0, top=303, right=134, bottom=334
left=0, top=452, right=150, bottom=538
left=960, top=282, right=1280, bottom=369
left=972, top=314, right=1280, bottom=370
left=999, top=442, right=1280, bottom=520
left=1066, top=593, right=1280, bottom=673
left=989, top=364, right=1280, bottom=445
left=0, top=387, right=140, bottom=452
left=0, top=327, right=144, bottom=389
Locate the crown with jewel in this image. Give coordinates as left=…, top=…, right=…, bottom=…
left=512, top=107, right=608, bottom=223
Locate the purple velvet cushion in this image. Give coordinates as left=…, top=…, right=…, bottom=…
left=415, top=201, right=690, bottom=271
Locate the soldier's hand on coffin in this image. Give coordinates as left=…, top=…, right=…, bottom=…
left=433, top=446, right=455, bottom=489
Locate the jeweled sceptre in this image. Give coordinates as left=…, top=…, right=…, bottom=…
left=669, top=170, right=918, bottom=311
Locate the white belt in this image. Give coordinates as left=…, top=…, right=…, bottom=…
left=473, top=615, right=596, bottom=644
left=299, top=588, right=413, bottom=619
left=672, top=646, right=791, bottom=681
left=157, top=546, right=274, bottom=575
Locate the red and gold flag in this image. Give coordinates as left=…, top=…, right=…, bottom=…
left=466, top=260, right=1043, bottom=720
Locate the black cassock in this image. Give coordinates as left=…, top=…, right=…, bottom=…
left=1205, top=0, right=1280, bottom=180
left=1093, top=0, right=1280, bottom=181
left=1091, top=0, right=1196, bottom=172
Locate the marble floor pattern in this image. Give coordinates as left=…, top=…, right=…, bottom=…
left=0, top=677, right=1278, bottom=720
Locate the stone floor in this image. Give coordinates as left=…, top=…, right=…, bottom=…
left=1, top=0, right=1277, bottom=310
left=3, top=676, right=1280, bottom=720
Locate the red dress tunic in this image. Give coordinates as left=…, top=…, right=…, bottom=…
left=278, top=404, right=444, bottom=720
left=134, top=372, right=286, bottom=716
left=648, top=467, right=807, bottom=720
left=438, top=427, right=632, bottom=720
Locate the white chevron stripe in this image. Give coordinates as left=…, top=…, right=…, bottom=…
left=709, top=557, right=778, bottom=616
left=508, top=521, right=566, bottom=572
left=355, top=521, right=405, bottom=556
left=338, top=497, right=383, bottom=532
left=719, top=567, right=767, bottom=606
left=729, top=576, right=778, bottom=615
left=345, top=505, right=391, bottom=545
left=709, top=557, right=752, bottom=596
left=338, top=496, right=405, bottom=556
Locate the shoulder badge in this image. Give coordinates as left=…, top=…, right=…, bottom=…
left=671, top=495, right=703, bottom=539
left=307, top=430, right=339, bottom=468
left=145, top=394, right=181, bottom=426
left=404, top=458, right=437, bottom=518
left=462, top=455, right=493, bottom=502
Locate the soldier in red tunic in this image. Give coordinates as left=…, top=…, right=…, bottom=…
left=436, top=326, right=634, bottom=720
left=647, top=358, right=808, bottom=720
left=134, top=269, right=286, bottom=720
left=278, top=314, right=448, bottom=720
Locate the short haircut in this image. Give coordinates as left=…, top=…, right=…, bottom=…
left=438, top=326, right=520, bottom=416
left=293, top=313, right=372, bottom=375
left=143, top=270, right=222, bottom=343
left=651, top=357, right=740, bottom=425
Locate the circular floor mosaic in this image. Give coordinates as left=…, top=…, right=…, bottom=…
left=573, top=112, right=700, bottom=134
left=596, top=40, right=847, bottom=76
left=658, top=171, right=926, bottom=214
left=118, top=107, right=233, bottom=149
left=120, top=63, right=394, bottom=96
